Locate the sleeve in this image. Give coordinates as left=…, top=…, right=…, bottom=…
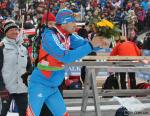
left=70, top=34, right=101, bottom=52
left=0, top=46, right=5, bottom=90
left=0, top=47, right=3, bottom=70
left=69, top=34, right=90, bottom=49
left=41, top=29, right=93, bottom=64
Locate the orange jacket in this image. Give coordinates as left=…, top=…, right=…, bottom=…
left=38, top=46, right=64, bottom=78
left=110, top=41, right=141, bottom=56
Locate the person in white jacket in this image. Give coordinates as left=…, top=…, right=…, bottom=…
left=0, top=21, right=28, bottom=116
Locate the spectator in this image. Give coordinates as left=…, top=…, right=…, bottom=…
left=100, top=0, right=107, bottom=7
left=0, top=16, right=4, bottom=40
left=110, top=36, right=141, bottom=89
left=25, top=14, right=34, bottom=25
left=114, top=8, right=122, bottom=26
left=127, top=10, right=138, bottom=38
left=70, top=3, right=79, bottom=13
left=112, top=0, right=122, bottom=8
left=143, top=32, right=150, bottom=51
left=120, top=8, right=128, bottom=37
left=146, top=1, right=150, bottom=28
left=137, top=6, right=145, bottom=33
left=92, top=0, right=98, bottom=8
left=78, top=25, right=88, bottom=39
left=0, top=21, right=29, bottom=116
left=141, top=0, right=149, bottom=12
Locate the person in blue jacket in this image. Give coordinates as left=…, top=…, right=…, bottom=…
left=27, top=9, right=108, bottom=116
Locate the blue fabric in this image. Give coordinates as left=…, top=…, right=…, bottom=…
left=69, top=33, right=90, bottom=48
left=115, top=107, right=129, bottom=116
left=30, top=68, right=65, bottom=87
left=28, top=27, right=98, bottom=115
left=141, top=1, right=149, bottom=12
left=114, top=12, right=122, bottom=24
left=100, top=0, right=107, bottom=7
left=41, top=28, right=93, bottom=64
left=29, top=27, right=94, bottom=86
left=28, top=81, right=66, bottom=116
left=56, top=9, right=76, bottom=24
left=120, top=0, right=125, bottom=7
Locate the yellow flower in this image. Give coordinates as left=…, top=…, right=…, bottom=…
left=96, top=19, right=114, bottom=29
left=103, top=20, right=114, bottom=29
left=97, top=21, right=106, bottom=27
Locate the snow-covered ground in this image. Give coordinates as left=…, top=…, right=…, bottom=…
left=6, top=103, right=150, bottom=116
left=7, top=112, right=18, bottom=116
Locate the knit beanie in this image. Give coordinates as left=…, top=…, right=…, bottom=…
left=4, top=21, right=19, bottom=33
left=56, top=9, right=76, bottom=25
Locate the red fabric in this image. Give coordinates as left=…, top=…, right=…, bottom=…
left=59, top=0, right=67, bottom=3
left=137, top=9, right=145, bottom=21
left=28, top=46, right=32, bottom=58
left=92, top=0, right=98, bottom=7
left=38, top=45, right=64, bottom=67
left=38, top=45, right=64, bottom=78
left=69, top=75, right=80, bottom=80
left=56, top=25, right=70, bottom=37
left=24, top=29, right=36, bottom=35
left=38, top=25, right=71, bottom=78
left=65, top=76, right=80, bottom=87
left=64, top=112, right=69, bottom=116
left=26, top=105, right=34, bottom=116
left=65, top=79, right=73, bottom=86
left=136, top=83, right=150, bottom=89
left=110, top=41, right=141, bottom=56
left=40, top=70, right=52, bottom=78
left=76, top=27, right=80, bottom=33
left=65, top=79, right=79, bottom=86
left=56, top=25, right=71, bottom=49
left=0, top=28, right=3, bottom=33
left=42, top=12, right=56, bottom=24
left=0, top=2, right=7, bottom=9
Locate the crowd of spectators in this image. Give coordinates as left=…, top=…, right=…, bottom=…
left=0, top=0, right=150, bottom=39
left=0, top=1, right=150, bottom=115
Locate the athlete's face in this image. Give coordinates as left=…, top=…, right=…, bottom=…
left=61, top=22, right=77, bottom=34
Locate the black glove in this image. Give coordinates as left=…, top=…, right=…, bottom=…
left=21, top=72, right=29, bottom=86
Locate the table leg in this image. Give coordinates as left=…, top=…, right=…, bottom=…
left=81, top=68, right=91, bottom=116
left=91, top=69, right=102, bottom=116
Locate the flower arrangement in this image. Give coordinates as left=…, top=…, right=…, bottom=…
left=97, top=19, right=114, bottom=29
left=95, top=19, right=121, bottom=38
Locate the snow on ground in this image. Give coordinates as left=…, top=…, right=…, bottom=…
left=6, top=103, right=150, bottom=116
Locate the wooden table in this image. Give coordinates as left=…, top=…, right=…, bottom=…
left=66, top=56, right=150, bottom=116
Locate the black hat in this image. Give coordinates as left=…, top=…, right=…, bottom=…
left=4, top=21, right=19, bottom=33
